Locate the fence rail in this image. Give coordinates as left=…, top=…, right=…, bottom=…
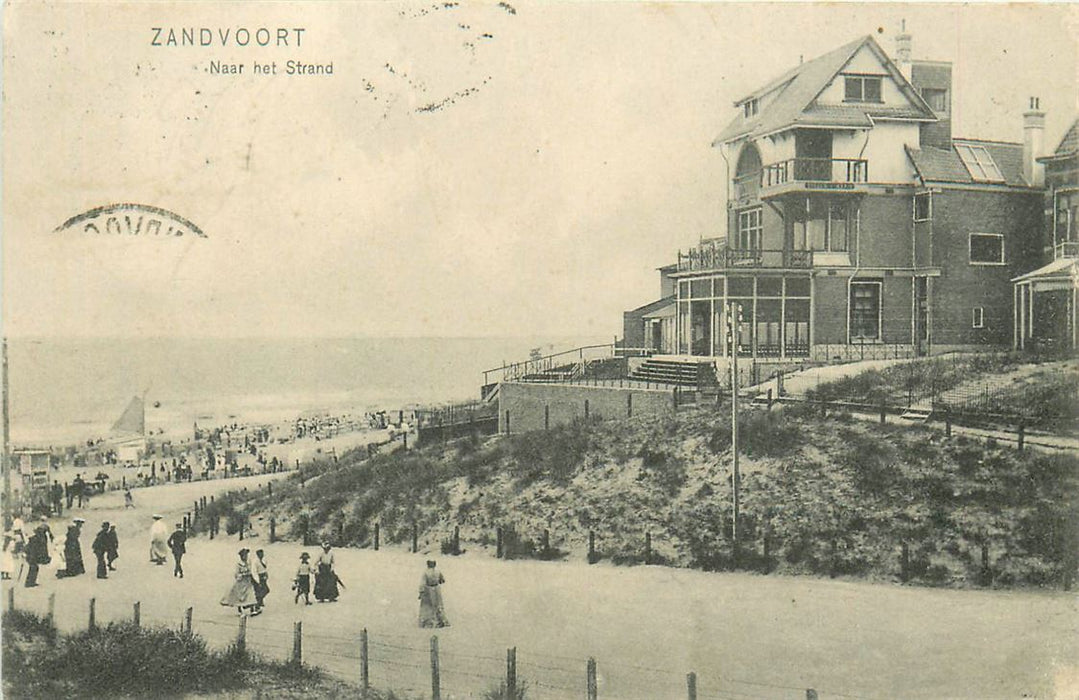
left=2, top=590, right=844, bottom=700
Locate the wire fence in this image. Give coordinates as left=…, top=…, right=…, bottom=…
left=3, top=586, right=861, bottom=700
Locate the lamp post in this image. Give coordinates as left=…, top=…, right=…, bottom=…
left=728, top=303, right=742, bottom=565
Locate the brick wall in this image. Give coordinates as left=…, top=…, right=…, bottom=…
left=813, top=275, right=848, bottom=344
left=929, top=188, right=1042, bottom=346
left=497, top=382, right=675, bottom=434
left=856, top=195, right=915, bottom=268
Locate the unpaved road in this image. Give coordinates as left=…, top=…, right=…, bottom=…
left=6, top=475, right=1078, bottom=699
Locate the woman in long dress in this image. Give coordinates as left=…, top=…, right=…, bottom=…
left=220, top=548, right=260, bottom=616
left=149, top=515, right=169, bottom=564
left=418, top=560, right=449, bottom=628
left=313, top=543, right=339, bottom=602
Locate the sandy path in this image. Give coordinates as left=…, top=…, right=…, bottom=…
left=5, top=475, right=1077, bottom=700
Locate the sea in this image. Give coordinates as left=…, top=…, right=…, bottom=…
left=4, top=336, right=609, bottom=447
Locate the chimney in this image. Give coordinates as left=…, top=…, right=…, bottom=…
left=1023, top=96, right=1046, bottom=187
left=895, top=20, right=913, bottom=80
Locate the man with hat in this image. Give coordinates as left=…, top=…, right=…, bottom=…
left=92, top=521, right=111, bottom=579
left=149, top=515, right=169, bottom=565
left=167, top=522, right=187, bottom=578
left=24, top=523, right=50, bottom=587
left=58, top=517, right=86, bottom=578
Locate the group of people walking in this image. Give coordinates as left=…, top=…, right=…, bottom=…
left=2, top=515, right=119, bottom=586
left=220, top=547, right=271, bottom=616
left=216, top=542, right=448, bottom=628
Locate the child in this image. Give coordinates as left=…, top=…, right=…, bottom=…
left=293, top=552, right=312, bottom=605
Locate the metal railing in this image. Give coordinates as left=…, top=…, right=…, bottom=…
left=677, top=243, right=813, bottom=272
left=762, top=157, right=868, bottom=187
left=482, top=344, right=617, bottom=386
left=1054, top=241, right=1079, bottom=259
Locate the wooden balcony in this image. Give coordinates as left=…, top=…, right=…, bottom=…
left=759, top=157, right=869, bottom=197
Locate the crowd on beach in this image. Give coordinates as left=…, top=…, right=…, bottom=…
left=3, top=513, right=450, bottom=629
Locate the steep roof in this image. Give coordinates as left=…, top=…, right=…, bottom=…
left=714, top=35, right=935, bottom=145
left=905, top=139, right=1031, bottom=188
left=1041, top=118, right=1078, bottom=162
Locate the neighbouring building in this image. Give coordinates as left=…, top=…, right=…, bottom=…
left=625, top=30, right=1056, bottom=363
left=1013, top=117, right=1079, bottom=351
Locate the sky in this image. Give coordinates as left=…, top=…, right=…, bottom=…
left=2, top=1, right=1077, bottom=339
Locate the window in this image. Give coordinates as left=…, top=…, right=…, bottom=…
left=850, top=282, right=881, bottom=341
left=955, top=143, right=1005, bottom=182
left=1057, top=192, right=1077, bottom=242
left=913, top=192, right=931, bottom=222
left=792, top=198, right=850, bottom=252
left=972, top=307, right=984, bottom=329
left=743, top=99, right=759, bottom=119
left=921, top=87, right=948, bottom=113
left=969, top=233, right=1005, bottom=265
left=844, top=75, right=883, bottom=103
left=736, top=207, right=762, bottom=250
left=690, top=278, right=712, bottom=298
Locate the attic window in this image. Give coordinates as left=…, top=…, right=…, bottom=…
left=921, top=87, right=948, bottom=114
left=956, top=144, right=1005, bottom=182
left=743, top=99, right=759, bottom=119
left=844, top=75, right=882, bottom=103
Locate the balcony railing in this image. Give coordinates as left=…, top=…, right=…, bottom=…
left=1054, top=241, right=1079, bottom=259
left=677, top=243, right=813, bottom=272
left=762, top=158, right=868, bottom=188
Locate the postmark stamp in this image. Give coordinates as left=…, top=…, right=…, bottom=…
left=53, top=203, right=206, bottom=238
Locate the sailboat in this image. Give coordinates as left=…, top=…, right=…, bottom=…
left=111, top=394, right=147, bottom=465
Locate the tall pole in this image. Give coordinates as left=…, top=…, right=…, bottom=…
left=2, top=337, right=10, bottom=522
left=729, top=303, right=741, bottom=563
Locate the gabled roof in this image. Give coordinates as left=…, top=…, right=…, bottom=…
left=626, top=295, right=675, bottom=317
left=714, top=35, right=936, bottom=145
left=1040, top=118, right=1079, bottom=163
left=905, top=139, right=1031, bottom=188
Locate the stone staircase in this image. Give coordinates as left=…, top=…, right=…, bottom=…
left=630, top=357, right=718, bottom=388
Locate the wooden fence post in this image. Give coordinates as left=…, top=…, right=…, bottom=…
left=430, top=635, right=441, bottom=700
left=687, top=671, right=697, bottom=700
left=133, top=601, right=141, bottom=628
left=645, top=532, right=652, bottom=564
left=543, top=529, right=550, bottom=555
left=184, top=607, right=193, bottom=635
left=766, top=388, right=773, bottom=410
left=292, top=621, right=303, bottom=666
left=496, top=526, right=504, bottom=559
left=981, top=542, right=992, bottom=586
left=506, top=646, right=517, bottom=699
left=88, top=597, right=96, bottom=631
left=587, top=657, right=598, bottom=700
left=239, top=518, right=244, bottom=541
left=270, top=517, right=276, bottom=543
left=453, top=526, right=460, bottom=553
left=236, top=615, right=247, bottom=656
left=7, top=587, right=14, bottom=612
left=360, top=628, right=369, bottom=691
left=412, top=523, right=418, bottom=553
left=588, top=531, right=596, bottom=564
left=900, top=542, right=910, bottom=583
left=374, top=523, right=380, bottom=551
left=879, top=400, right=886, bottom=425
left=47, top=592, right=55, bottom=624
left=1017, top=423, right=1025, bottom=451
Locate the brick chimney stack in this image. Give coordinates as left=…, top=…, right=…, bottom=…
left=1023, top=96, right=1046, bottom=187
left=895, top=20, right=913, bottom=80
